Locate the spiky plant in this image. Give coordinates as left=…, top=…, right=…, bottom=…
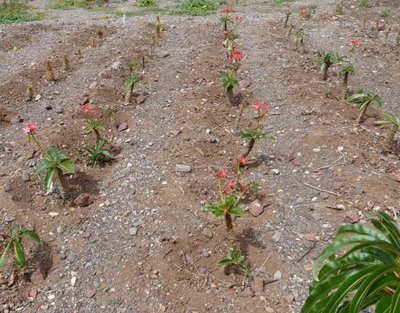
left=375, top=112, right=400, bottom=153
left=301, top=211, right=400, bottom=313
left=347, top=90, right=383, bottom=124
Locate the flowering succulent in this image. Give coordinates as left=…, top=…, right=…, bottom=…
left=349, top=39, right=361, bottom=53
left=220, top=71, right=239, bottom=105
left=230, top=50, right=244, bottom=71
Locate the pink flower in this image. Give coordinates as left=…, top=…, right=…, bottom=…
left=224, top=30, right=231, bottom=36
left=82, top=104, right=90, bottom=114
left=23, top=123, right=38, bottom=134
left=299, top=7, right=308, bottom=15
left=252, top=101, right=269, bottom=112
left=221, top=7, right=234, bottom=13
left=227, top=181, right=235, bottom=189
left=287, top=3, right=293, bottom=8
left=230, top=50, right=244, bottom=62
left=240, top=185, right=249, bottom=192
left=222, top=208, right=228, bottom=215
left=234, top=15, right=243, bottom=22
left=216, top=170, right=228, bottom=178
left=348, top=39, right=361, bottom=48
left=238, top=156, right=247, bottom=165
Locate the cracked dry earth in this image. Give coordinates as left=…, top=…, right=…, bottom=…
left=1, top=0, right=400, bottom=312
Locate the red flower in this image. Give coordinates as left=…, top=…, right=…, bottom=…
left=234, top=15, right=243, bottom=22
left=226, top=181, right=235, bottom=189
left=252, top=101, right=269, bottom=112
left=91, top=107, right=97, bottom=116
left=299, top=7, right=308, bottom=14
left=216, top=170, right=228, bottom=178
left=224, top=30, right=231, bottom=36
left=82, top=104, right=90, bottom=114
left=221, top=7, right=234, bottom=13
left=240, top=185, right=249, bottom=192
left=230, top=50, right=244, bottom=62
left=222, top=208, right=228, bottom=215
left=348, top=39, right=361, bottom=48
left=23, top=123, right=38, bottom=134
left=238, top=155, right=247, bottom=165
left=222, top=189, right=230, bottom=195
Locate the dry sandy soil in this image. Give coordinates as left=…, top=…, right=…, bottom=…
left=1, top=0, right=400, bottom=312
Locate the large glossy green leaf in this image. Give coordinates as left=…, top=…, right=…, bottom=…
left=19, top=230, right=40, bottom=243
left=376, top=296, right=392, bottom=313
left=218, top=258, right=233, bottom=265
left=349, top=264, right=397, bottom=312
left=336, top=224, right=388, bottom=242
left=342, top=241, right=399, bottom=263
left=325, top=264, right=383, bottom=313
left=13, top=241, right=26, bottom=267
left=32, top=160, right=50, bottom=180
left=46, top=147, right=60, bottom=160
left=44, top=168, right=56, bottom=192
left=58, top=159, right=75, bottom=174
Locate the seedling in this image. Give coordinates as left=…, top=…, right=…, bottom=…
left=220, top=71, right=238, bottom=105
left=347, top=90, right=383, bottom=124
left=26, top=83, right=33, bottom=102
left=220, top=6, right=234, bottom=31
left=0, top=226, right=40, bottom=269
left=134, top=0, right=158, bottom=7
left=334, top=5, right=343, bottom=15
left=62, top=54, right=70, bottom=71
left=340, top=63, right=355, bottom=98
left=375, top=112, right=400, bottom=153
left=238, top=102, right=273, bottom=157
left=96, top=29, right=103, bottom=41
left=294, top=28, right=305, bottom=50
left=315, top=51, right=344, bottom=80
left=123, top=73, right=140, bottom=105
left=283, top=4, right=293, bottom=28
left=85, top=138, right=113, bottom=167
left=348, top=39, right=361, bottom=54
left=359, top=0, right=368, bottom=8
left=46, top=60, right=55, bottom=82
left=218, top=248, right=250, bottom=276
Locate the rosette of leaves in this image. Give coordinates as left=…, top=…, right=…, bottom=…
left=375, top=112, right=400, bottom=153
left=33, top=147, right=75, bottom=198
left=315, top=51, right=344, bottom=80
left=85, top=138, right=114, bottom=167
left=301, top=211, right=400, bottom=313
left=220, top=71, right=238, bottom=105
left=347, top=90, right=383, bottom=124
left=218, top=248, right=250, bottom=276
left=0, top=226, right=40, bottom=268
left=238, top=129, right=273, bottom=158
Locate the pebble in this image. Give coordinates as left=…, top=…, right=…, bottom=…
left=251, top=276, right=264, bottom=293
left=55, top=106, right=64, bottom=114
left=274, top=271, right=282, bottom=280
left=45, top=104, right=52, bottom=110
left=48, top=212, right=60, bottom=217
left=313, top=147, right=321, bottom=153
left=248, top=199, right=264, bottom=217
left=86, top=289, right=96, bottom=298
left=5, top=215, right=15, bottom=222
left=21, top=170, right=30, bottom=182
left=201, top=249, right=210, bottom=257
left=136, top=95, right=147, bottom=104
left=48, top=294, right=55, bottom=300
left=239, top=288, right=254, bottom=298
left=175, top=164, right=192, bottom=173
left=271, top=169, right=280, bottom=175
left=129, top=227, right=138, bottom=236
left=118, top=122, right=128, bottom=132
left=272, top=231, right=281, bottom=242
left=201, top=228, right=213, bottom=239
left=27, top=160, right=36, bottom=167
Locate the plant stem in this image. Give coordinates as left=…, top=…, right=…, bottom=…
left=243, top=138, right=255, bottom=158
left=31, top=134, right=46, bottom=156
left=94, top=129, right=101, bottom=141
left=323, top=62, right=330, bottom=80
left=57, top=168, right=68, bottom=200
left=356, top=105, right=368, bottom=124
left=227, top=87, right=236, bottom=105
left=235, top=101, right=246, bottom=131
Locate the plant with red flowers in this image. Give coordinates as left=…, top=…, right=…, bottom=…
left=340, top=63, right=355, bottom=98
left=299, top=6, right=312, bottom=19
left=230, top=50, right=244, bottom=71
left=220, top=71, right=239, bottom=105
left=82, top=104, right=103, bottom=141
left=220, top=6, right=234, bottom=31
left=24, top=124, right=75, bottom=198
left=348, top=39, right=361, bottom=54
left=315, top=51, right=344, bottom=81
left=238, top=101, right=273, bottom=157
left=283, top=3, right=293, bottom=28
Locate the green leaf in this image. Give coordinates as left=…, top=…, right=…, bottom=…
left=0, top=242, right=11, bottom=268
left=100, top=150, right=114, bottom=159
left=376, top=296, right=392, bottom=313
left=13, top=241, right=26, bottom=267
left=58, top=159, right=75, bottom=174
left=390, top=284, right=400, bottom=313
left=229, top=206, right=243, bottom=217
left=46, top=147, right=61, bottom=159
left=44, top=168, right=56, bottom=192
left=336, top=223, right=388, bottom=242
left=32, top=160, right=50, bottom=180
left=218, top=258, right=233, bottom=265
left=19, top=230, right=40, bottom=243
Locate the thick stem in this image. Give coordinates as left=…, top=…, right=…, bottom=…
left=382, top=125, right=399, bottom=153
left=284, top=15, right=289, bottom=28
left=57, top=168, right=68, bottom=200
left=31, top=134, right=46, bottom=157
left=235, top=101, right=246, bottom=131
left=224, top=213, right=233, bottom=232
left=323, top=62, right=331, bottom=80
left=343, top=72, right=349, bottom=87
left=356, top=105, right=368, bottom=124
left=227, top=88, right=236, bottom=106
left=242, top=138, right=255, bottom=158
left=94, top=129, right=101, bottom=141
left=124, top=84, right=133, bottom=105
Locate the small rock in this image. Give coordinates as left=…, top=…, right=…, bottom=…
left=21, top=170, right=30, bottom=182
left=272, top=231, right=281, bottom=242
left=273, top=271, right=282, bottom=280
left=136, top=95, right=147, bottom=104
left=286, top=294, right=295, bottom=304
left=27, top=160, right=36, bottom=167
left=89, top=82, right=97, bottom=89
left=71, top=276, right=77, bottom=287
left=73, top=193, right=95, bottom=207
left=201, top=228, right=213, bottom=239
left=271, top=169, right=280, bottom=175
left=110, top=61, right=122, bottom=70
left=30, top=264, right=47, bottom=284
left=55, top=106, right=64, bottom=114
left=251, top=276, right=264, bottom=293
left=129, top=227, right=138, bottom=236
left=239, top=80, right=252, bottom=89
left=239, top=288, right=254, bottom=298
left=202, top=249, right=210, bottom=258
left=313, top=147, right=321, bottom=153
left=345, top=211, right=360, bottom=224
left=48, top=212, right=59, bottom=217
left=48, top=294, right=55, bottom=300
left=248, top=199, right=264, bottom=217
left=29, top=289, right=38, bottom=299
left=175, top=164, right=191, bottom=173
left=304, top=233, right=316, bottom=241
left=35, top=94, right=41, bottom=101
left=5, top=214, right=15, bottom=222
left=45, top=104, right=52, bottom=110
left=118, top=122, right=128, bottom=132
left=86, top=289, right=96, bottom=298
